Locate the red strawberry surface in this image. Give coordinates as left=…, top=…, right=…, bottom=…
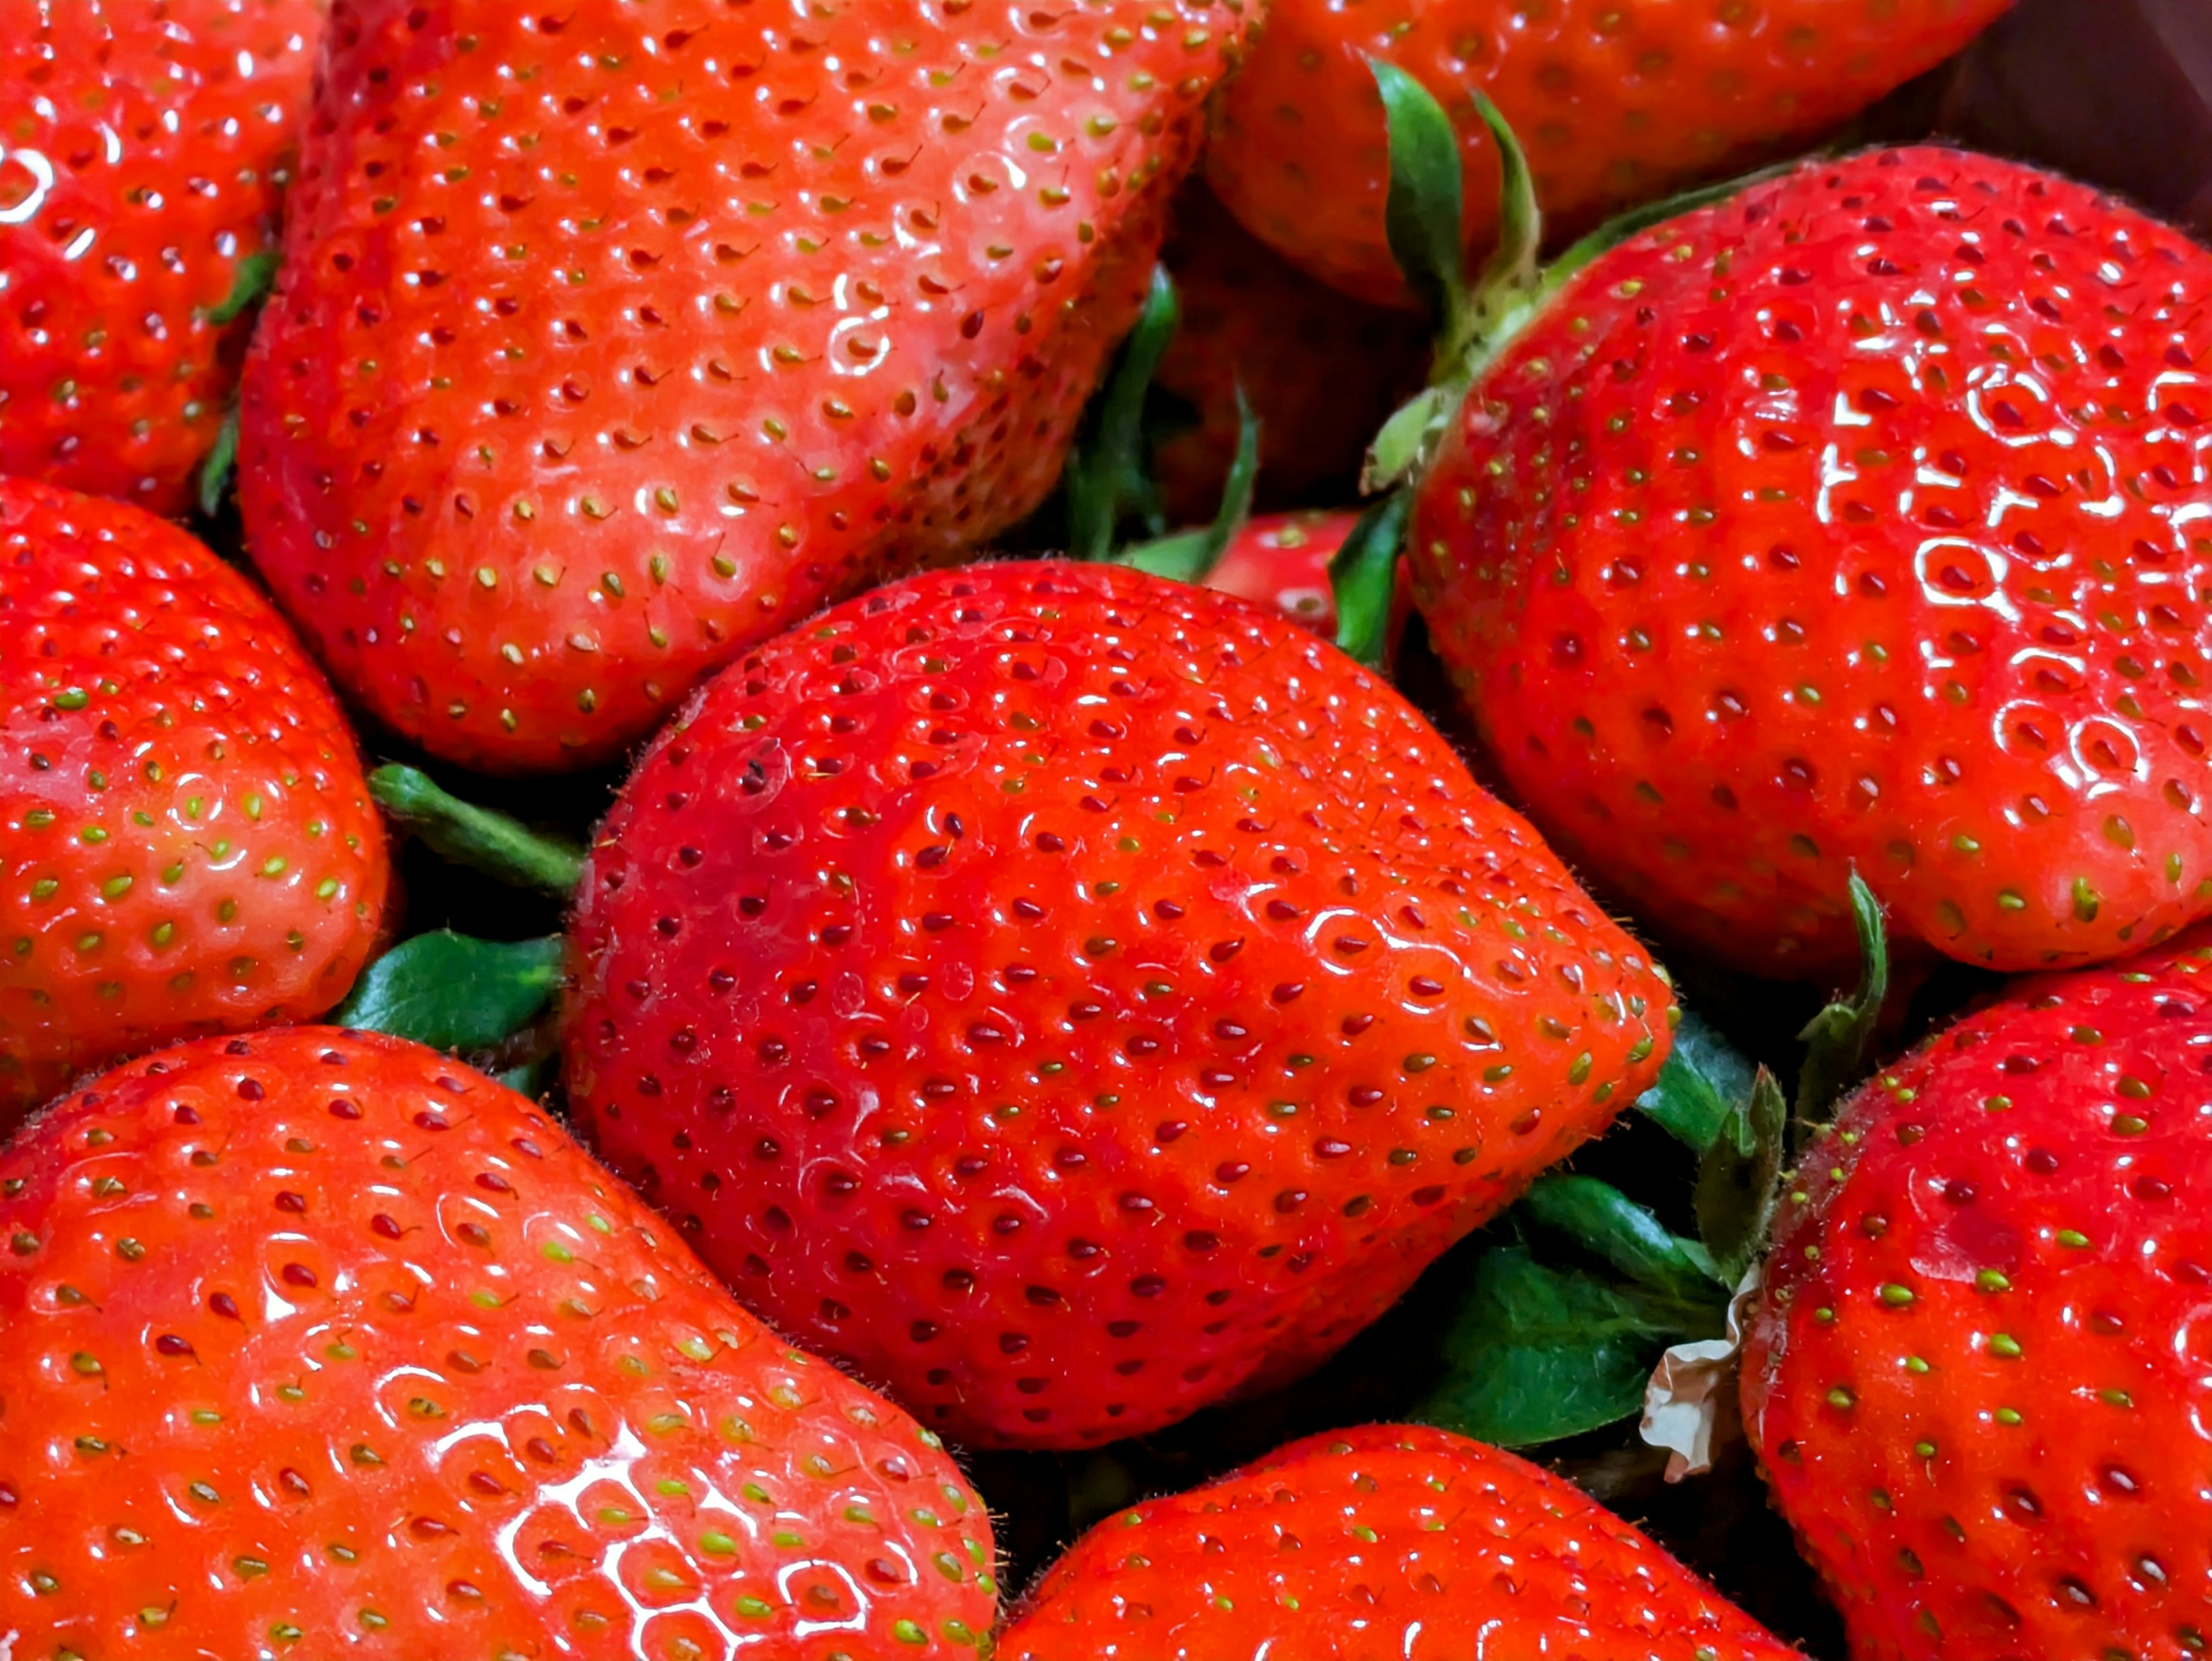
left=1154, top=187, right=1428, bottom=523
left=1743, top=924, right=2212, bottom=1660
left=0, top=478, right=387, bottom=1125
left=998, top=1422, right=1798, bottom=1660
left=238, top=0, right=1251, bottom=774
left=1204, top=0, right=2013, bottom=306
left=564, top=560, right=1673, bottom=1449
left=1202, top=509, right=1358, bottom=635
left=0, top=0, right=320, bottom=512
left=1410, top=146, right=2212, bottom=982
left=0, top=1027, right=998, bottom=1659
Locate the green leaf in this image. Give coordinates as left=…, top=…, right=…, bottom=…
left=207, top=249, right=280, bottom=328
left=1066, top=264, right=1177, bottom=563
left=1327, top=489, right=1408, bottom=671
left=369, top=765, right=587, bottom=896
left=1796, top=871, right=1890, bottom=1129
left=1520, top=1174, right=1726, bottom=1304
left=1117, top=384, right=1260, bottom=586
left=196, top=406, right=242, bottom=519
left=1370, top=59, right=1467, bottom=342
left=333, top=931, right=563, bottom=1052
left=1695, top=1065, right=1789, bottom=1284
left=1412, top=1244, right=1724, bottom=1448
left=495, top=1050, right=561, bottom=1100
left=1633, top=1010, right=1756, bottom=1152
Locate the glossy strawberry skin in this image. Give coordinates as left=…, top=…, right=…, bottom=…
left=999, top=1422, right=1797, bottom=1660
left=0, top=0, right=319, bottom=512
left=1202, top=510, right=1359, bottom=634
left=1743, top=927, right=2212, bottom=1660
left=0, top=1027, right=998, bottom=1660
left=0, top=479, right=388, bottom=1126
left=1205, top=0, right=2012, bottom=306
left=238, top=0, right=1250, bottom=775
left=564, top=561, right=1672, bottom=1449
left=1154, top=187, right=1428, bottom=523
left=1411, top=147, right=2212, bottom=982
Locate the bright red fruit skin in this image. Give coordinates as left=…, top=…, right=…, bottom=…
left=1743, top=925, right=2212, bottom=1660
left=1205, top=0, right=2012, bottom=307
left=565, top=561, right=1673, bottom=1449
left=1202, top=509, right=1359, bottom=634
left=998, top=1422, right=1797, bottom=1660
left=1412, top=147, right=2212, bottom=981
left=0, top=1028, right=997, bottom=1659
left=1153, top=187, right=1429, bottom=523
left=238, top=0, right=1250, bottom=774
left=0, top=0, right=319, bottom=511
left=0, top=479, right=388, bottom=1125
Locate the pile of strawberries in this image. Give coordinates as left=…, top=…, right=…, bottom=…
left=5, top=0, right=2207, bottom=1655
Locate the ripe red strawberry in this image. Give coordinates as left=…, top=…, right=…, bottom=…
left=1204, top=0, right=2012, bottom=305
left=1153, top=186, right=1428, bottom=523
left=999, top=1422, right=1797, bottom=1659
left=1201, top=509, right=1357, bottom=633
left=0, top=0, right=320, bottom=512
left=1409, top=146, right=2212, bottom=982
left=0, top=478, right=388, bottom=1123
left=0, top=1026, right=998, bottom=1659
left=1741, top=925, right=2212, bottom=1659
left=563, top=560, right=1673, bottom=1449
left=237, top=0, right=1251, bottom=775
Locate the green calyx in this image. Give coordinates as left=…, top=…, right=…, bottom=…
left=1359, top=63, right=1793, bottom=499
left=368, top=764, right=586, bottom=897
left=1115, top=385, right=1259, bottom=588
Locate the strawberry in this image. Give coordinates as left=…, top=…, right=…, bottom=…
left=563, top=559, right=1673, bottom=1449
left=1407, top=145, right=2212, bottom=982
left=1153, top=186, right=1428, bottom=523
left=1200, top=509, right=1360, bottom=634
left=0, top=1026, right=998, bottom=1658
left=0, top=478, right=388, bottom=1124
left=998, top=1422, right=1797, bottom=1659
left=0, top=0, right=319, bottom=512
left=1203, top=0, right=2012, bottom=306
left=1740, top=925, right=2212, bottom=1660
left=236, top=0, right=1251, bottom=774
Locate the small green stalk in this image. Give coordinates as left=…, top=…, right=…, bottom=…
left=369, top=764, right=586, bottom=897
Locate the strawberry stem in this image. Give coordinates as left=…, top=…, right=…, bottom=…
left=369, top=764, right=586, bottom=897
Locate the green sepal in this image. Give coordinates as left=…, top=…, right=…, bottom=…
left=1371, top=59, right=1468, bottom=340
left=1360, top=384, right=1450, bottom=495
left=1633, top=1010, right=1756, bottom=1153
left=1327, top=489, right=1408, bottom=671
left=369, top=765, right=588, bottom=898
left=1695, top=1064, right=1790, bottom=1285
left=1795, top=871, right=1890, bottom=1129
left=196, top=407, right=242, bottom=519
left=207, top=249, right=280, bottom=328
left=1065, top=264, right=1177, bottom=562
left=1520, top=1174, right=1727, bottom=1305
left=332, top=931, right=563, bottom=1053
left=1540, top=160, right=1799, bottom=304
left=1116, top=384, right=1259, bottom=586
left=1411, top=1244, right=1727, bottom=1448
